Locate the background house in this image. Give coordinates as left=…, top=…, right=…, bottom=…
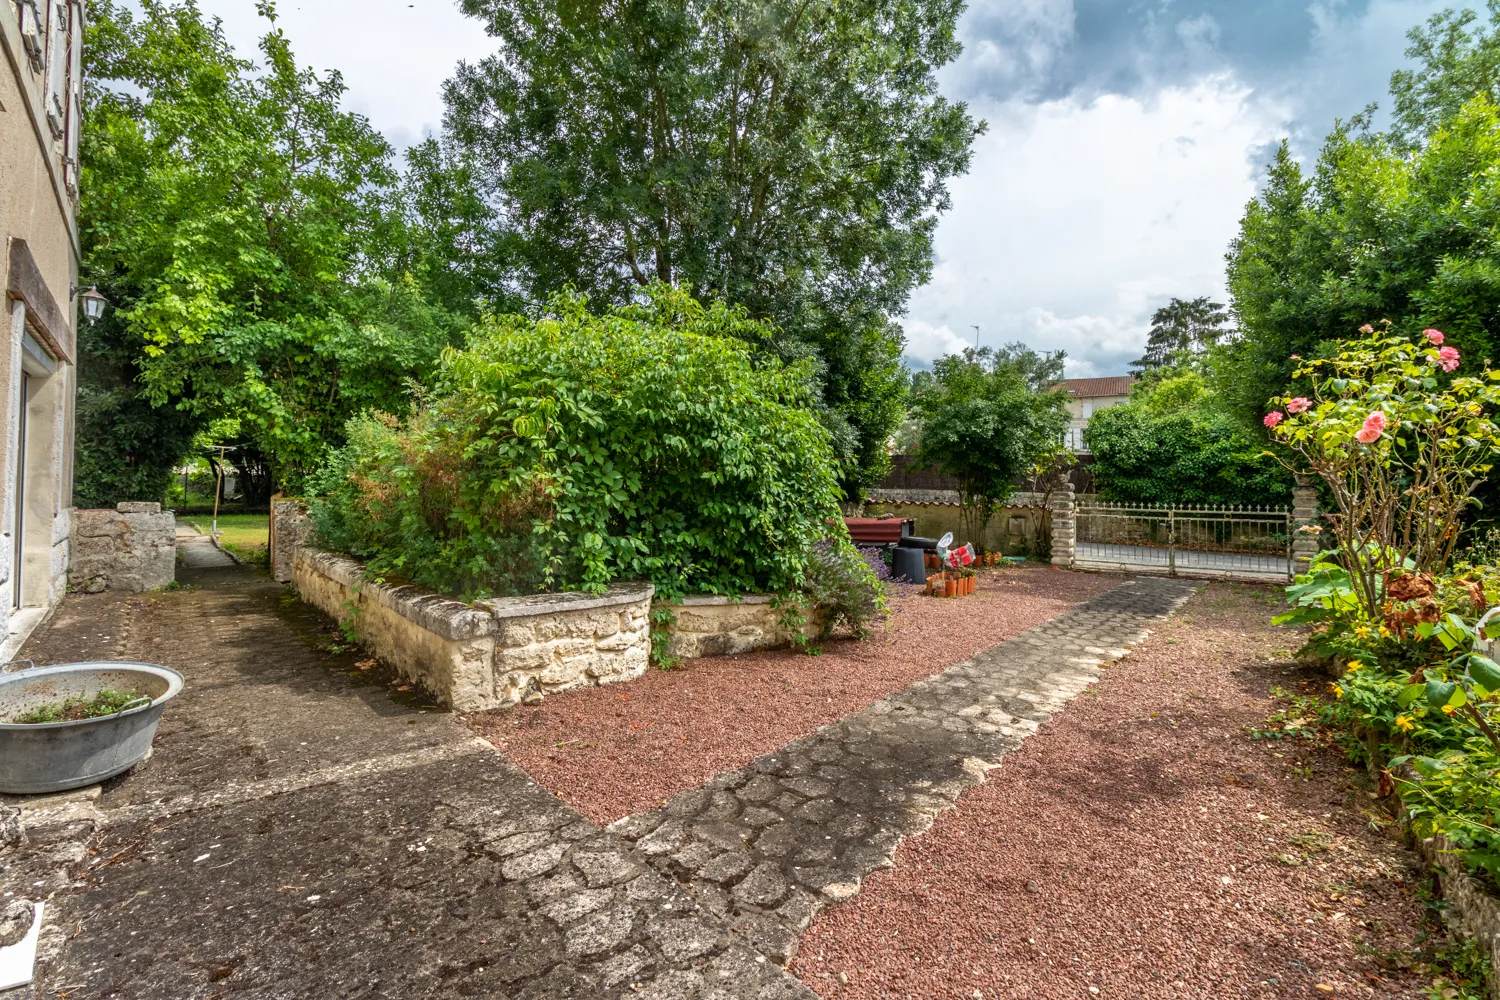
left=3, top=0, right=83, bottom=653
left=1063, top=376, right=1133, bottom=453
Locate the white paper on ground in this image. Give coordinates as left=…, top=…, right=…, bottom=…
left=0, top=900, right=43, bottom=991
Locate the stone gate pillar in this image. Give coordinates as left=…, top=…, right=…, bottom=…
left=1291, top=478, right=1320, bottom=576
left=1050, top=483, right=1076, bottom=569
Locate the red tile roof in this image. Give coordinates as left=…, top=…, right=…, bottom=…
left=1064, top=376, right=1135, bottom=398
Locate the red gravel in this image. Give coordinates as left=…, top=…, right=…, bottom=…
left=793, top=582, right=1439, bottom=1000
left=464, top=566, right=1122, bottom=824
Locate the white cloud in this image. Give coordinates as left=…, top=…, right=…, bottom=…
left=902, top=74, right=1290, bottom=373
left=194, top=0, right=496, bottom=151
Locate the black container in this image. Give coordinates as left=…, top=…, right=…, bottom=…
left=891, top=546, right=927, bottom=583
left=897, top=535, right=939, bottom=551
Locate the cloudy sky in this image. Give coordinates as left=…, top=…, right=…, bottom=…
left=197, top=0, right=1462, bottom=375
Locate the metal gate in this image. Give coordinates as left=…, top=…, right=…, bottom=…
left=1075, top=502, right=1293, bottom=582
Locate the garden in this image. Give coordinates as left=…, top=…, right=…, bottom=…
left=1261, top=323, right=1500, bottom=986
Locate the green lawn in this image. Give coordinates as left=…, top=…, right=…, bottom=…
left=187, top=514, right=269, bottom=566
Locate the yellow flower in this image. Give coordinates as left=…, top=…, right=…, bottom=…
left=1395, top=714, right=1414, bottom=732
left=1353, top=625, right=1371, bottom=639
left=1379, top=625, right=1393, bottom=638
left=1346, top=661, right=1364, bottom=673
left=1331, top=683, right=1345, bottom=698
left=1441, top=704, right=1458, bottom=715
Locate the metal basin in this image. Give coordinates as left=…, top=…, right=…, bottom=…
left=0, top=663, right=183, bottom=794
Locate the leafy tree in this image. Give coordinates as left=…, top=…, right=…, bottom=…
left=441, top=0, right=984, bottom=496
left=1389, top=1, right=1500, bottom=148
left=1086, top=369, right=1292, bottom=506
left=1222, top=97, right=1500, bottom=429
left=78, top=0, right=461, bottom=500
left=1130, top=296, right=1231, bottom=373
left=911, top=345, right=1068, bottom=544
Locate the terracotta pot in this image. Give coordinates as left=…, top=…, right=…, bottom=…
left=944, top=579, right=957, bottom=597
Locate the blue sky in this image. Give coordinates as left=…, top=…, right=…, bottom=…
left=197, top=0, right=1463, bottom=375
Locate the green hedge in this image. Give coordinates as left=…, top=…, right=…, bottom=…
left=309, top=287, right=863, bottom=603
left=1085, top=372, right=1293, bottom=505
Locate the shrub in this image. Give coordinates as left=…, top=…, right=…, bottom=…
left=1267, top=324, right=1500, bottom=618
left=308, top=286, right=850, bottom=602
left=1085, top=370, right=1292, bottom=505
left=799, top=538, right=887, bottom=640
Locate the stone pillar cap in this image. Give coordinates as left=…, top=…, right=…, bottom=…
left=116, top=502, right=162, bottom=514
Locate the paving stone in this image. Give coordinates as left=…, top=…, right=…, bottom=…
left=565, top=906, right=638, bottom=958
left=541, top=887, right=616, bottom=925
left=572, top=847, right=643, bottom=887
left=734, top=862, right=790, bottom=907
left=647, top=914, right=721, bottom=961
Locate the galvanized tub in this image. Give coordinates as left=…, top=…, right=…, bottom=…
left=0, top=663, right=183, bottom=794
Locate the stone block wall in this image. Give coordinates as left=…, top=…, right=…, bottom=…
left=269, top=497, right=310, bottom=584
left=292, top=548, right=653, bottom=711
left=68, top=502, right=175, bottom=593
left=657, top=595, right=802, bottom=658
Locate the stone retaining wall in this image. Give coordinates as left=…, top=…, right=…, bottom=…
left=269, top=497, right=310, bottom=584
left=291, top=548, right=653, bottom=711
left=68, top=502, right=175, bottom=593
left=658, top=595, right=804, bottom=659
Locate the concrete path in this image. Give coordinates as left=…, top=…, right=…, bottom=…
left=1, top=566, right=1196, bottom=998
left=174, top=522, right=234, bottom=569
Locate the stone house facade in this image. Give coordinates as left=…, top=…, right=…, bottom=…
left=1062, top=376, right=1133, bottom=453
left=2, top=0, right=83, bottom=653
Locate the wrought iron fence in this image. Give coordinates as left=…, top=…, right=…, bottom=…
left=1075, top=501, right=1293, bottom=582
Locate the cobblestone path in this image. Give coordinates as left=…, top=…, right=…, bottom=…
left=607, top=577, right=1200, bottom=968
left=4, top=570, right=1194, bottom=999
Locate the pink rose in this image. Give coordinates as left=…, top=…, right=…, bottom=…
left=1286, top=397, right=1311, bottom=414
left=1425, top=328, right=1445, bottom=345
left=1263, top=411, right=1284, bottom=428
left=1356, top=411, right=1386, bottom=443
left=1439, top=345, right=1460, bottom=372
left=1359, top=324, right=1374, bottom=334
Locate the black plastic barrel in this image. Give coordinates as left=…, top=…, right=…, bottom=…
left=891, top=546, right=927, bottom=583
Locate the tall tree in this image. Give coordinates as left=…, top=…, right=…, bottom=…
left=911, top=345, right=1068, bottom=544
left=1389, top=1, right=1500, bottom=148
left=440, top=0, right=984, bottom=496
left=79, top=0, right=461, bottom=500
left=1129, top=296, right=1231, bottom=373
left=1222, top=101, right=1500, bottom=427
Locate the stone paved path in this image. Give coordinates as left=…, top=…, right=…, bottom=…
left=174, top=522, right=234, bottom=569
left=607, top=577, right=1201, bottom=967
left=2, top=568, right=1195, bottom=999
left=6, top=567, right=805, bottom=1000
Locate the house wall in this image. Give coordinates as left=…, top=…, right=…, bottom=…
left=2, top=1, right=81, bottom=652
left=1065, top=393, right=1130, bottom=453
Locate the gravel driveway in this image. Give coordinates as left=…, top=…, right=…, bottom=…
left=793, top=582, right=1442, bottom=999
left=465, top=566, right=1124, bottom=824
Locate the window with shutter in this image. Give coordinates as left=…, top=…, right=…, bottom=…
left=18, top=0, right=44, bottom=71
left=63, top=1, right=81, bottom=194
left=44, top=0, right=68, bottom=138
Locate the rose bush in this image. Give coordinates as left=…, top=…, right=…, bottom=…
left=1270, top=323, right=1500, bottom=884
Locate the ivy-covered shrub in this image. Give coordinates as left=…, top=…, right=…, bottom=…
left=309, top=286, right=860, bottom=605
left=1086, top=370, right=1292, bottom=505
